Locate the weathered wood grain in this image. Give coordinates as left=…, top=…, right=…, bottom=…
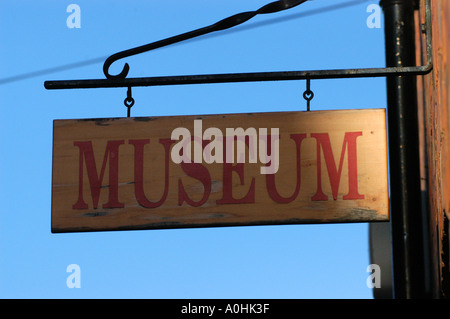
left=51, top=109, right=389, bottom=233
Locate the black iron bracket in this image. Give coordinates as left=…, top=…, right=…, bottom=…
left=44, top=0, right=432, bottom=91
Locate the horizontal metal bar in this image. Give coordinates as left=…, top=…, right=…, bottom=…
left=44, top=64, right=432, bottom=90
left=44, top=0, right=433, bottom=91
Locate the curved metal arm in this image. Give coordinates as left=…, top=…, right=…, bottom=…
left=103, top=0, right=308, bottom=79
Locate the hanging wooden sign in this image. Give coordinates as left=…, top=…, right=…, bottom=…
left=51, top=109, right=389, bottom=233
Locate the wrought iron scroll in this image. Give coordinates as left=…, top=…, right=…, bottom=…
left=103, top=0, right=308, bottom=80
left=44, top=0, right=432, bottom=91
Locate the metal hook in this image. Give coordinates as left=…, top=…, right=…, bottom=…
left=102, top=0, right=308, bottom=79
left=124, top=86, right=135, bottom=117
left=303, top=75, right=314, bottom=111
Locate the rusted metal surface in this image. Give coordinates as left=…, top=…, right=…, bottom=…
left=417, top=0, right=450, bottom=298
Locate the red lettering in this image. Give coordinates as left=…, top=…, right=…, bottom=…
left=130, top=138, right=174, bottom=208
left=311, top=132, right=364, bottom=201
left=72, top=140, right=125, bottom=209
left=217, top=137, right=255, bottom=204
left=178, top=162, right=212, bottom=207
left=178, top=139, right=211, bottom=207
left=266, top=134, right=306, bottom=203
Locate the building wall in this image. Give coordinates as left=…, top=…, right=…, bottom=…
left=417, top=0, right=450, bottom=298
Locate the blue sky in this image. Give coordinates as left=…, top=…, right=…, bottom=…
left=0, top=0, right=387, bottom=298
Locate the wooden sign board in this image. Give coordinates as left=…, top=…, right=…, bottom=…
left=51, top=109, right=389, bottom=233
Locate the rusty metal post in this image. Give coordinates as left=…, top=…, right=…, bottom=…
left=381, top=0, right=431, bottom=298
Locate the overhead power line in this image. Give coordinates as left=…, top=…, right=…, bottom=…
left=0, top=57, right=107, bottom=85
left=0, top=0, right=372, bottom=85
